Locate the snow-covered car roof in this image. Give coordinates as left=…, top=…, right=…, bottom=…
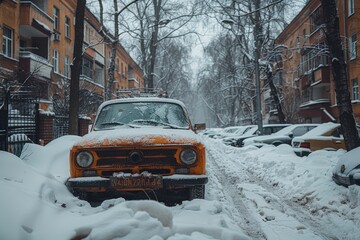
left=97, top=97, right=187, bottom=111
left=300, top=122, right=339, bottom=137
left=270, top=123, right=318, bottom=136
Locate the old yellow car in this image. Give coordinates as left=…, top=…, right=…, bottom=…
left=292, top=122, right=360, bottom=156
left=65, top=97, right=207, bottom=204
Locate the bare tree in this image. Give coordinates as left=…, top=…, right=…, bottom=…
left=69, top=0, right=86, bottom=135
left=320, top=0, right=360, bottom=150
left=120, top=0, right=203, bottom=90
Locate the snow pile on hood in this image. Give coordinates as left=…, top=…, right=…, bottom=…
left=0, top=135, right=249, bottom=240
left=76, top=128, right=202, bottom=147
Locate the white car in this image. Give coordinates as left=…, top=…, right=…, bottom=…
left=222, top=125, right=256, bottom=146
left=332, top=147, right=360, bottom=187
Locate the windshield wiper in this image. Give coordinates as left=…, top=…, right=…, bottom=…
left=129, top=119, right=186, bottom=129
left=100, top=121, right=126, bottom=126
left=98, top=121, right=136, bottom=129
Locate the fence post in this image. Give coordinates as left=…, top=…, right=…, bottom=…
left=3, top=85, right=10, bottom=151
left=35, top=102, right=40, bottom=144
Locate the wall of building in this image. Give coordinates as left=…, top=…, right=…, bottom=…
left=274, top=0, right=360, bottom=124
left=1, top=0, right=144, bottom=118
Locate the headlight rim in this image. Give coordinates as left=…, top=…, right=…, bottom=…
left=76, top=151, right=94, bottom=168
left=180, top=148, right=197, bottom=165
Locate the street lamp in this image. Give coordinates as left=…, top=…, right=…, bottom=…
left=221, top=19, right=263, bottom=134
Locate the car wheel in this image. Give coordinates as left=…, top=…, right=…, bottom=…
left=72, top=189, right=88, bottom=201
left=189, top=185, right=205, bottom=200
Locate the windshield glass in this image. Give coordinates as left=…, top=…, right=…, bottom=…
left=94, top=101, right=190, bottom=130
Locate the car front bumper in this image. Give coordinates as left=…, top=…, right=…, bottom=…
left=293, top=148, right=311, bottom=157
left=332, top=173, right=360, bottom=187
left=66, top=174, right=208, bottom=191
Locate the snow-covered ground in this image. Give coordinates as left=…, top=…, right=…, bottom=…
left=0, top=135, right=359, bottom=240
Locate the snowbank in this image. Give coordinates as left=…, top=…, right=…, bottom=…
left=0, top=135, right=249, bottom=240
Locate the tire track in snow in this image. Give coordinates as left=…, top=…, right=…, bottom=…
left=204, top=137, right=338, bottom=240
left=205, top=140, right=267, bottom=240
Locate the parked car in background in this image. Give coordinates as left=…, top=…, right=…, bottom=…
left=227, top=124, right=291, bottom=147
left=202, top=128, right=223, bottom=138
left=291, top=122, right=360, bottom=156
left=243, top=124, right=318, bottom=147
left=332, top=147, right=360, bottom=187
left=66, top=97, right=208, bottom=204
left=223, top=126, right=258, bottom=146
left=214, top=125, right=255, bottom=140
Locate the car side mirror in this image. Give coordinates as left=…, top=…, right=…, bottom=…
left=194, top=123, right=206, bottom=132
left=288, top=132, right=293, bottom=138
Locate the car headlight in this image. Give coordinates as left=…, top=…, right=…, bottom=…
left=180, top=149, right=197, bottom=165
left=76, top=151, right=94, bottom=168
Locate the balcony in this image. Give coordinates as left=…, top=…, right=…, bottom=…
left=20, top=2, right=53, bottom=37
left=19, top=51, right=52, bottom=79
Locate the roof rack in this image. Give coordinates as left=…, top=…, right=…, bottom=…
left=117, top=88, right=167, bottom=98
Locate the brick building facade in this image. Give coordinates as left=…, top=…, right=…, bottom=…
left=1, top=0, right=144, bottom=116
left=269, top=0, right=359, bottom=124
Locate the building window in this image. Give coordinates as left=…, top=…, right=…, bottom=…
left=348, top=0, right=355, bottom=16
left=53, top=7, right=59, bottom=31
left=82, top=57, right=93, bottom=78
left=350, top=34, right=357, bottom=60
left=2, top=26, right=13, bottom=58
left=310, top=7, right=323, bottom=33
left=53, top=49, right=59, bottom=73
left=65, top=16, right=71, bottom=38
left=352, top=79, right=359, bottom=100
left=64, top=55, right=70, bottom=78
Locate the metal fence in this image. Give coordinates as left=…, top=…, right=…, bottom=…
left=0, top=86, right=39, bottom=156
left=53, top=116, right=69, bottom=139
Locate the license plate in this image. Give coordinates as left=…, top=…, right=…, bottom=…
left=110, top=175, right=163, bottom=189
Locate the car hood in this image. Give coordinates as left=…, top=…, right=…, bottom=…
left=73, top=128, right=202, bottom=148
left=333, top=147, right=360, bottom=175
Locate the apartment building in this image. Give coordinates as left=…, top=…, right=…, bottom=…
left=1, top=0, right=144, bottom=117
left=270, top=0, right=359, bottom=124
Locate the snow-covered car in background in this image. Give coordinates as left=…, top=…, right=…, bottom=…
left=231, top=124, right=292, bottom=147
left=222, top=125, right=257, bottom=146
left=202, top=128, right=223, bottom=138
left=212, top=125, right=254, bottom=139
left=243, top=124, right=318, bottom=147
left=66, top=97, right=208, bottom=204
left=291, top=122, right=360, bottom=156
left=332, top=147, right=360, bottom=187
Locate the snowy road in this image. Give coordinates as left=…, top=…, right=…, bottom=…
left=203, top=137, right=352, bottom=240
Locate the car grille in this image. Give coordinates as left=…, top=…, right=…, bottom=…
left=102, top=169, right=171, bottom=177
left=95, top=148, right=179, bottom=167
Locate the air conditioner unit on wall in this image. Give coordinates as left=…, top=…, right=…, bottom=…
left=53, top=33, right=60, bottom=41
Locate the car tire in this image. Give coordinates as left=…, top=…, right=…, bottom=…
left=72, top=189, right=88, bottom=201
left=189, top=185, right=205, bottom=200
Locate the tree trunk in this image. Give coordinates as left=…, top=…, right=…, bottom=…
left=147, top=0, right=162, bottom=90
left=267, top=69, right=286, bottom=123
left=105, top=0, right=119, bottom=100
left=69, top=0, right=86, bottom=135
left=320, top=0, right=360, bottom=150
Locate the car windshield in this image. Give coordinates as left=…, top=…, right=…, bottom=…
left=94, top=101, right=190, bottom=130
